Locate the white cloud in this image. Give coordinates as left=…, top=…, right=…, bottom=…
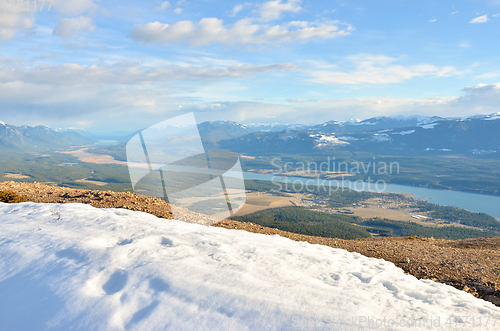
left=0, top=61, right=298, bottom=86
left=130, top=18, right=352, bottom=46
left=0, top=3, right=35, bottom=41
left=0, top=0, right=98, bottom=42
left=0, top=59, right=300, bottom=129
left=258, top=0, right=302, bottom=22
left=155, top=1, right=171, bottom=11
left=174, top=8, right=183, bottom=14
left=475, top=72, right=499, bottom=79
left=230, top=4, right=244, bottom=16
left=470, top=15, right=489, bottom=24
left=429, top=19, right=437, bottom=22
left=292, top=83, right=500, bottom=121
left=309, top=54, right=459, bottom=85
left=459, top=83, right=500, bottom=108
left=183, top=83, right=500, bottom=124
left=1, top=56, right=499, bottom=128
left=53, top=17, right=96, bottom=38
left=493, top=13, right=500, bottom=18
left=452, top=11, right=459, bottom=15
left=52, top=0, right=98, bottom=16
left=36, top=53, right=61, bottom=60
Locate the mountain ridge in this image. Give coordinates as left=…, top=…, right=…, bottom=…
left=0, top=121, right=96, bottom=151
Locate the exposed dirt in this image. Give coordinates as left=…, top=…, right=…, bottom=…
left=0, top=181, right=173, bottom=220
left=57, top=148, right=127, bottom=165
left=2, top=181, right=500, bottom=307
left=3, top=173, right=33, bottom=179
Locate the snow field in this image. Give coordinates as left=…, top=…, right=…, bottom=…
left=1, top=202, right=499, bottom=330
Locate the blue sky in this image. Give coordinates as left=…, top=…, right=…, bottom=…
left=1, top=0, right=500, bottom=133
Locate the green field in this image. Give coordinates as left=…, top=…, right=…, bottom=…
left=231, top=206, right=500, bottom=240
left=0, top=150, right=132, bottom=192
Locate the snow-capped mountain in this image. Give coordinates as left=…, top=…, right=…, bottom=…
left=243, top=113, right=500, bottom=135
left=245, top=123, right=310, bottom=132
left=218, top=114, right=500, bottom=156
left=335, top=114, right=500, bottom=156
left=308, top=115, right=446, bottom=133
left=197, top=120, right=254, bottom=140
left=1, top=202, right=499, bottom=330
left=238, top=115, right=447, bottom=134
left=459, top=112, right=500, bottom=121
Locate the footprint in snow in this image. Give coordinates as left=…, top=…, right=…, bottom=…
left=117, top=238, right=133, bottom=245
left=102, top=270, right=128, bottom=295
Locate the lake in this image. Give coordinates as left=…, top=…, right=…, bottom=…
left=242, top=172, right=500, bottom=220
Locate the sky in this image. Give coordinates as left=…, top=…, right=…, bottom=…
left=1, top=0, right=500, bottom=133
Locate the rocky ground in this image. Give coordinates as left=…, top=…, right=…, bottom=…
left=0, top=181, right=173, bottom=220
left=2, top=181, right=500, bottom=307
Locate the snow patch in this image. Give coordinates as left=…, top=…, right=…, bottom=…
left=420, top=123, right=438, bottom=129
left=1, top=202, right=500, bottom=330
left=485, top=113, right=500, bottom=121
left=424, top=148, right=452, bottom=152
left=391, top=130, right=415, bottom=135
left=337, top=136, right=359, bottom=141
left=355, top=121, right=377, bottom=126
left=310, top=134, right=350, bottom=147
left=371, top=133, right=391, bottom=142
left=471, top=149, right=497, bottom=155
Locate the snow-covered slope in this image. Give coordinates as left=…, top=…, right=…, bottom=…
left=1, top=202, right=499, bottom=330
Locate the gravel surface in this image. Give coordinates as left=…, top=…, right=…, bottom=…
left=0, top=181, right=174, bottom=220
left=2, top=181, right=500, bottom=307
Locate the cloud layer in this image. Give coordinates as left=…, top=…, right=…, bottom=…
left=170, top=82, right=500, bottom=125
left=52, top=0, right=98, bottom=16
left=53, top=17, right=96, bottom=38
left=258, top=0, right=302, bottom=22
left=1, top=49, right=498, bottom=129
left=130, top=18, right=352, bottom=46
left=309, top=55, right=459, bottom=84
left=0, top=0, right=99, bottom=41
left=0, top=4, right=34, bottom=41
left=470, top=15, right=489, bottom=24
left=0, top=57, right=299, bottom=128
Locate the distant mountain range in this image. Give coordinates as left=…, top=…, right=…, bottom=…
left=241, top=116, right=443, bottom=133
left=240, top=113, right=500, bottom=133
left=215, top=113, right=500, bottom=157
left=0, top=121, right=95, bottom=151
left=2, top=112, right=500, bottom=156
left=306, top=115, right=445, bottom=133
left=56, top=128, right=135, bottom=142
left=198, top=120, right=253, bottom=140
